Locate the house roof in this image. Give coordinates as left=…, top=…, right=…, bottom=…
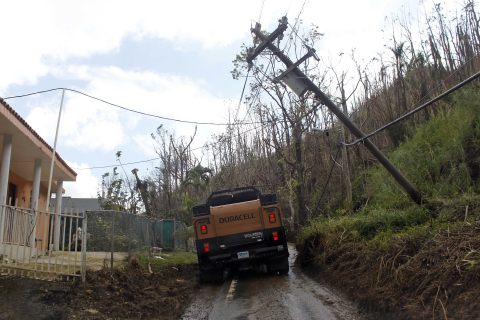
left=51, top=197, right=102, bottom=213
left=0, top=97, right=77, bottom=184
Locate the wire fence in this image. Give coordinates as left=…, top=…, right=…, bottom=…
left=84, top=211, right=184, bottom=270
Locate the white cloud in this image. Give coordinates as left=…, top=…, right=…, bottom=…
left=0, top=0, right=269, bottom=91
left=133, top=134, right=158, bottom=158
left=63, top=161, right=99, bottom=198
left=0, top=0, right=454, bottom=93
left=25, top=65, right=228, bottom=153
left=25, top=98, right=59, bottom=142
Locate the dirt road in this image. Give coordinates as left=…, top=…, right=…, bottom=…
left=182, top=245, right=363, bottom=320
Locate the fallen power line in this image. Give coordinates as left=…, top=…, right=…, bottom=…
left=343, top=69, right=480, bottom=146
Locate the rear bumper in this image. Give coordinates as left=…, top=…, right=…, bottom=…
left=210, top=244, right=287, bottom=261
left=199, top=244, right=289, bottom=271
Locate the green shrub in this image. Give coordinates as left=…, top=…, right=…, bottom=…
left=369, top=88, right=480, bottom=201
left=299, top=88, right=480, bottom=244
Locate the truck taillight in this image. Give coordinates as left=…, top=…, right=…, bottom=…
left=204, top=243, right=210, bottom=252
left=201, top=225, right=207, bottom=234
left=269, top=214, right=276, bottom=223
left=273, top=232, right=278, bottom=241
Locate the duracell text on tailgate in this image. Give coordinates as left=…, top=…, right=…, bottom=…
left=219, top=213, right=255, bottom=223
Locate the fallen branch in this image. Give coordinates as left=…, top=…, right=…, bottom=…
left=433, top=285, right=441, bottom=320
left=439, top=299, right=448, bottom=320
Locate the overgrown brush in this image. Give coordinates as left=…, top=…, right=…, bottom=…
left=300, top=88, right=480, bottom=242
left=369, top=88, right=480, bottom=203
left=297, top=88, right=480, bottom=319
left=299, top=205, right=431, bottom=244
left=298, top=220, right=480, bottom=319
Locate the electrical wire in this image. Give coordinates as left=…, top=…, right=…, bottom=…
left=2, top=88, right=64, bottom=99
left=66, top=88, right=263, bottom=126
left=285, top=0, right=309, bottom=52
left=2, top=64, right=271, bottom=171
left=285, top=0, right=294, bottom=16
left=235, top=68, right=251, bottom=119
left=311, top=144, right=342, bottom=217
left=2, top=88, right=270, bottom=126
left=258, top=0, right=266, bottom=25
left=72, top=157, right=160, bottom=170
left=253, top=63, right=284, bottom=89
left=73, top=123, right=267, bottom=170
left=287, top=21, right=309, bottom=49
left=342, top=68, right=480, bottom=147
left=241, top=54, right=274, bottom=124
left=400, top=54, right=478, bottom=116
left=69, top=61, right=478, bottom=171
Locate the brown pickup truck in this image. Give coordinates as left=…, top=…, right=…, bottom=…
left=192, top=187, right=289, bottom=281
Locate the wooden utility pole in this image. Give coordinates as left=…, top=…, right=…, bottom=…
left=247, top=17, right=425, bottom=206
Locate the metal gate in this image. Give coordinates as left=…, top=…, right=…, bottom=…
left=162, top=219, right=174, bottom=248
left=0, top=204, right=86, bottom=281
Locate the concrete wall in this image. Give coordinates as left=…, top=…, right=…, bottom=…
left=1, top=243, right=38, bottom=261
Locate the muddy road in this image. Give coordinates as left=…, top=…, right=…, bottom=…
left=182, top=245, right=363, bottom=320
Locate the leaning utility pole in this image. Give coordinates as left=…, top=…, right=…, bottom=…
left=246, top=17, right=424, bottom=206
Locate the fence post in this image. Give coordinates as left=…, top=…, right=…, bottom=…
left=127, top=214, right=132, bottom=259
left=81, top=213, right=87, bottom=283
left=0, top=200, right=5, bottom=266
left=111, top=211, right=115, bottom=271
left=173, top=220, right=177, bottom=249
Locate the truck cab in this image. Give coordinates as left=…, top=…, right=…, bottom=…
left=192, top=187, right=289, bottom=281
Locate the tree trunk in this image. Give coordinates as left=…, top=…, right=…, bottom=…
left=340, top=82, right=353, bottom=214
left=133, top=170, right=151, bottom=215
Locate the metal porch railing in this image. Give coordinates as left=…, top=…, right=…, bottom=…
left=0, top=203, right=86, bottom=281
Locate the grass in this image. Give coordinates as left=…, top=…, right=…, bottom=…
left=298, top=204, right=431, bottom=245
left=137, top=250, right=198, bottom=272
left=368, top=87, right=480, bottom=202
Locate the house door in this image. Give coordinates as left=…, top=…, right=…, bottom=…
left=7, top=182, right=16, bottom=205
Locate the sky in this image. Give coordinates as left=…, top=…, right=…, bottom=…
left=0, top=0, right=455, bottom=198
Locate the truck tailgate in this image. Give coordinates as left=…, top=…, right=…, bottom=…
left=210, top=200, right=264, bottom=247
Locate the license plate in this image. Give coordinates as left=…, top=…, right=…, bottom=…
left=237, top=251, right=249, bottom=259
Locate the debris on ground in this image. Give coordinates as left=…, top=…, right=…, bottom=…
left=0, top=261, right=200, bottom=320
left=42, top=263, right=200, bottom=319
left=297, top=221, right=480, bottom=319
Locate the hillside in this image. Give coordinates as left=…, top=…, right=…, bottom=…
left=296, top=87, right=480, bottom=319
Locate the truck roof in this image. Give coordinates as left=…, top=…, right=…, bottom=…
left=193, top=187, right=277, bottom=217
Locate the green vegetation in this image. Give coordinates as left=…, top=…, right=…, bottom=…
left=296, top=92, right=480, bottom=317
left=369, top=88, right=480, bottom=203
left=298, top=87, right=480, bottom=246
left=137, top=250, right=197, bottom=272
left=292, top=4, right=480, bottom=311
left=172, top=222, right=194, bottom=251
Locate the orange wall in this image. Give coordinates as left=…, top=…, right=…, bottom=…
left=6, top=171, right=52, bottom=250
left=7, top=171, right=49, bottom=209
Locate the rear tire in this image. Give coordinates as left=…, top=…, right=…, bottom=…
left=268, top=256, right=289, bottom=274
left=199, top=267, right=223, bottom=282
left=279, top=265, right=289, bottom=275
